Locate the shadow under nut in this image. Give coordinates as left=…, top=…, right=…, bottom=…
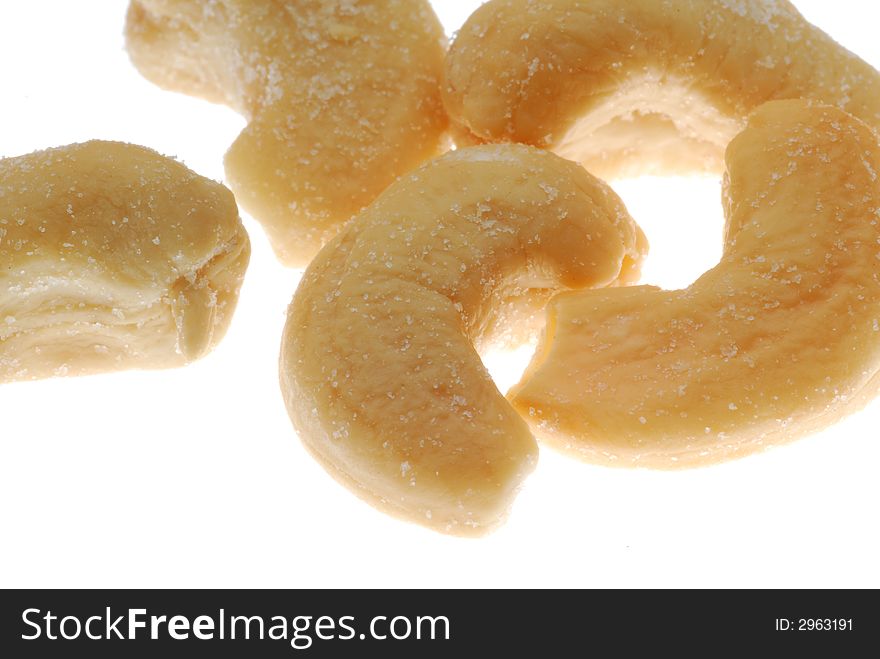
left=510, top=100, right=880, bottom=468
left=0, top=140, right=250, bottom=382
left=125, top=0, right=449, bottom=267
left=280, top=144, right=647, bottom=535
left=444, top=0, right=880, bottom=177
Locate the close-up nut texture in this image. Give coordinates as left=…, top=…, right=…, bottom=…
left=280, top=143, right=646, bottom=535
left=445, top=0, right=880, bottom=177
left=125, top=0, right=449, bottom=266
left=0, top=140, right=250, bottom=383
left=511, top=100, right=880, bottom=467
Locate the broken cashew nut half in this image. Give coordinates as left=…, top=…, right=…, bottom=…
left=125, top=0, right=449, bottom=266
left=0, top=141, right=250, bottom=383
left=280, top=144, right=646, bottom=535
left=510, top=100, right=880, bottom=467
left=444, top=0, right=880, bottom=177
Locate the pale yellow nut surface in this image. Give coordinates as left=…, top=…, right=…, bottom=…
left=280, top=144, right=646, bottom=535
left=0, top=141, right=250, bottom=383
left=510, top=100, right=880, bottom=468
left=125, top=0, right=448, bottom=266
left=444, top=0, right=880, bottom=178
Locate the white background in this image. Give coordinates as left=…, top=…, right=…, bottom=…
left=1, top=1, right=878, bottom=588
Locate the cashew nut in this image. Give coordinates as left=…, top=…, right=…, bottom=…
left=444, top=0, right=880, bottom=177
left=280, top=144, right=646, bottom=534
left=510, top=100, right=880, bottom=467
left=125, top=0, right=448, bottom=266
left=0, top=141, right=250, bottom=383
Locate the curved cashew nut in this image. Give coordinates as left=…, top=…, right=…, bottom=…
left=125, top=0, right=448, bottom=266
left=280, top=144, right=646, bottom=535
left=0, top=141, right=250, bottom=383
left=444, top=0, right=880, bottom=177
left=510, top=100, right=880, bottom=467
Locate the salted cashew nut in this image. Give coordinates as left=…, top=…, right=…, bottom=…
left=125, top=0, right=448, bottom=266
left=0, top=141, right=250, bottom=383
left=510, top=100, right=880, bottom=467
left=444, top=0, right=880, bottom=177
left=280, top=144, right=646, bottom=535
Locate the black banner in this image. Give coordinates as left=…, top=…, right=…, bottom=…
left=0, top=589, right=876, bottom=657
